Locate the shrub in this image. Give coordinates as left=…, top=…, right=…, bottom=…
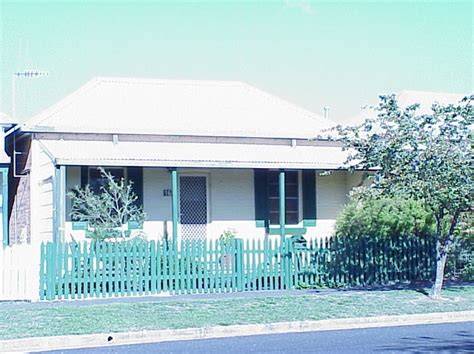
left=335, top=196, right=435, bottom=238
left=68, top=168, right=146, bottom=240
left=445, top=212, right=474, bottom=280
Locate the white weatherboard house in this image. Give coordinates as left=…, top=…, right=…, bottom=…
left=8, top=77, right=367, bottom=246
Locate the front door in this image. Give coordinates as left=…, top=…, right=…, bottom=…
left=179, top=176, right=208, bottom=241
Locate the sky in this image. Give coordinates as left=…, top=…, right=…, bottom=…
left=0, top=0, right=472, bottom=123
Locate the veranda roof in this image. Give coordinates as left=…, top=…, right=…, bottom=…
left=38, top=139, right=350, bottom=170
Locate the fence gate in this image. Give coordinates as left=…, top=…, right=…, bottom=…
left=179, top=176, right=208, bottom=241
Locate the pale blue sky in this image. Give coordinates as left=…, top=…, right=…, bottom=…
left=0, top=0, right=472, bottom=122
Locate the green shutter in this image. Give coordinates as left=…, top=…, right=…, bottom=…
left=80, top=167, right=88, bottom=188
left=254, top=169, right=268, bottom=228
left=302, top=170, right=316, bottom=227
left=127, top=167, right=143, bottom=207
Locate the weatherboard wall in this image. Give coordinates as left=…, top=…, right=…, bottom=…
left=30, top=139, right=55, bottom=245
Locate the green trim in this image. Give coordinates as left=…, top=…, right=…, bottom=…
left=59, top=166, right=66, bottom=242
left=302, top=170, right=316, bottom=222
left=53, top=166, right=66, bottom=243
left=279, top=170, right=285, bottom=239
left=85, top=230, right=131, bottom=239
left=72, top=221, right=88, bottom=230
left=72, top=221, right=143, bottom=231
left=1, top=167, right=8, bottom=246
left=268, top=227, right=307, bottom=236
left=303, top=219, right=316, bottom=227
left=53, top=167, right=59, bottom=243
left=171, top=168, right=179, bottom=249
left=128, top=221, right=143, bottom=230
left=254, top=169, right=268, bottom=227
left=80, top=166, right=88, bottom=188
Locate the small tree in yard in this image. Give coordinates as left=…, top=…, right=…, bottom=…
left=68, top=168, right=146, bottom=240
left=335, top=95, right=473, bottom=298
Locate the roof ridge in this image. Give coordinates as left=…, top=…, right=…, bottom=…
left=239, top=82, right=336, bottom=126
left=95, top=76, right=243, bottom=87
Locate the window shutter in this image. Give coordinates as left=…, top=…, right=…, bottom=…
left=127, top=167, right=143, bottom=207
left=302, top=170, right=316, bottom=225
left=80, top=167, right=88, bottom=188
left=254, top=169, right=268, bottom=227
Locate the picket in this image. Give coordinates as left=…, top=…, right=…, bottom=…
left=39, top=234, right=436, bottom=300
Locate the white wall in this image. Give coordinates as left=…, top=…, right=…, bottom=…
left=346, top=171, right=370, bottom=193
left=315, top=171, right=347, bottom=237
left=142, top=168, right=172, bottom=239
left=30, top=139, right=55, bottom=245
left=314, top=171, right=366, bottom=237
left=208, top=169, right=263, bottom=240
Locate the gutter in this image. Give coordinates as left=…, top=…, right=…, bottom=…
left=4, top=123, right=22, bottom=137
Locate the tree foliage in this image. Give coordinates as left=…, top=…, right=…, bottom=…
left=335, top=94, right=473, bottom=297
left=68, top=168, right=146, bottom=240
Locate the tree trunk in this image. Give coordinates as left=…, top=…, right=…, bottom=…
left=430, top=239, right=448, bottom=299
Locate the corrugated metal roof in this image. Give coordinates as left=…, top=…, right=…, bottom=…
left=0, top=112, right=16, bottom=125
left=38, top=139, right=350, bottom=169
left=22, top=77, right=335, bottom=139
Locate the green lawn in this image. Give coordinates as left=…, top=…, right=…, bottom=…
left=1, top=287, right=473, bottom=341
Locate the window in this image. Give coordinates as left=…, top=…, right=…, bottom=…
left=267, top=171, right=299, bottom=225
left=71, top=166, right=143, bottom=225
left=88, top=167, right=126, bottom=194
left=82, top=167, right=142, bottom=206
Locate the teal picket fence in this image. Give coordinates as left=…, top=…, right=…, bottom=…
left=39, top=235, right=436, bottom=300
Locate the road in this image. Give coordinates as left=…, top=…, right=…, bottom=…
left=39, top=321, right=474, bottom=353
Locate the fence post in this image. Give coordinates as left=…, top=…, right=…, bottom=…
left=235, top=239, right=244, bottom=291
left=46, top=242, right=52, bottom=300
left=39, top=243, right=45, bottom=300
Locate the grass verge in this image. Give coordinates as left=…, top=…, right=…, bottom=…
left=1, top=287, right=473, bottom=340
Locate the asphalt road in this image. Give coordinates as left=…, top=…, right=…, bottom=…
left=39, top=321, right=474, bottom=353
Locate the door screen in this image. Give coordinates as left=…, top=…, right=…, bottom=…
left=179, top=176, right=208, bottom=241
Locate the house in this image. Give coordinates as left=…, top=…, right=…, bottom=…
left=7, top=77, right=368, bottom=246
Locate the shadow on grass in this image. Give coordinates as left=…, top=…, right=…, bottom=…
left=306, top=281, right=474, bottom=296
left=414, top=288, right=430, bottom=296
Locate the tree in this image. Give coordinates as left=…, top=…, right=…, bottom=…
left=335, top=94, right=473, bottom=298
left=68, top=168, right=146, bottom=240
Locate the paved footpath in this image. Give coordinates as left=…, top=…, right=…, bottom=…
left=38, top=321, right=474, bottom=353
